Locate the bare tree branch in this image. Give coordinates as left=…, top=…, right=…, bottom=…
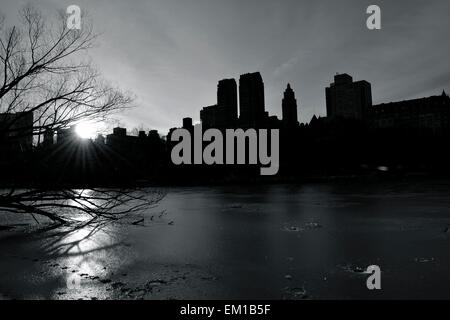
left=0, top=188, right=165, bottom=226
left=0, top=5, right=159, bottom=229
left=0, top=4, right=133, bottom=140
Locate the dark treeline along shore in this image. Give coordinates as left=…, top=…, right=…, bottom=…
left=1, top=72, right=450, bottom=188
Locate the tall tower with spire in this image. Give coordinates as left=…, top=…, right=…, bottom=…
left=282, top=83, right=299, bottom=127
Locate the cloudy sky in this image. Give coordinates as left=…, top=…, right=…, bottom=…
left=2, top=0, right=450, bottom=134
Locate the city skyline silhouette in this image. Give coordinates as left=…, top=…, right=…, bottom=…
left=2, top=0, right=449, bottom=133
left=1, top=68, right=450, bottom=187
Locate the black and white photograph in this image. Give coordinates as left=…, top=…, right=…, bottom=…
left=0, top=0, right=449, bottom=314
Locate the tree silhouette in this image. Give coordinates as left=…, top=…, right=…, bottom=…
left=0, top=188, right=164, bottom=225
left=0, top=5, right=132, bottom=141
left=0, top=5, right=162, bottom=226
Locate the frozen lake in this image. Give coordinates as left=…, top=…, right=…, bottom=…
left=1, top=180, right=450, bottom=299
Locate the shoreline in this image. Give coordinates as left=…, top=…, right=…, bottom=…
left=0, top=170, right=449, bottom=189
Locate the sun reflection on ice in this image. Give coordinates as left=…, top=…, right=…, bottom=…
left=47, top=222, right=125, bottom=299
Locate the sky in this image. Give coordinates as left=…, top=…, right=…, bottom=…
left=1, top=0, right=450, bottom=135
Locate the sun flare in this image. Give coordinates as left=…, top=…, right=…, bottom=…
left=75, top=121, right=100, bottom=139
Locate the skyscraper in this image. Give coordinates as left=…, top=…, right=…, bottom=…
left=182, top=117, right=193, bottom=129
left=201, top=79, right=238, bottom=128
left=282, top=83, right=298, bottom=127
left=239, top=72, right=266, bottom=127
left=217, top=79, right=238, bottom=123
left=325, top=73, right=372, bottom=120
left=200, top=104, right=228, bottom=128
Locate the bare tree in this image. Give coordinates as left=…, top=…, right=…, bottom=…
left=0, top=5, right=162, bottom=227
left=0, top=5, right=132, bottom=141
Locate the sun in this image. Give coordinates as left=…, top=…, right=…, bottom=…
left=75, top=121, right=99, bottom=139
